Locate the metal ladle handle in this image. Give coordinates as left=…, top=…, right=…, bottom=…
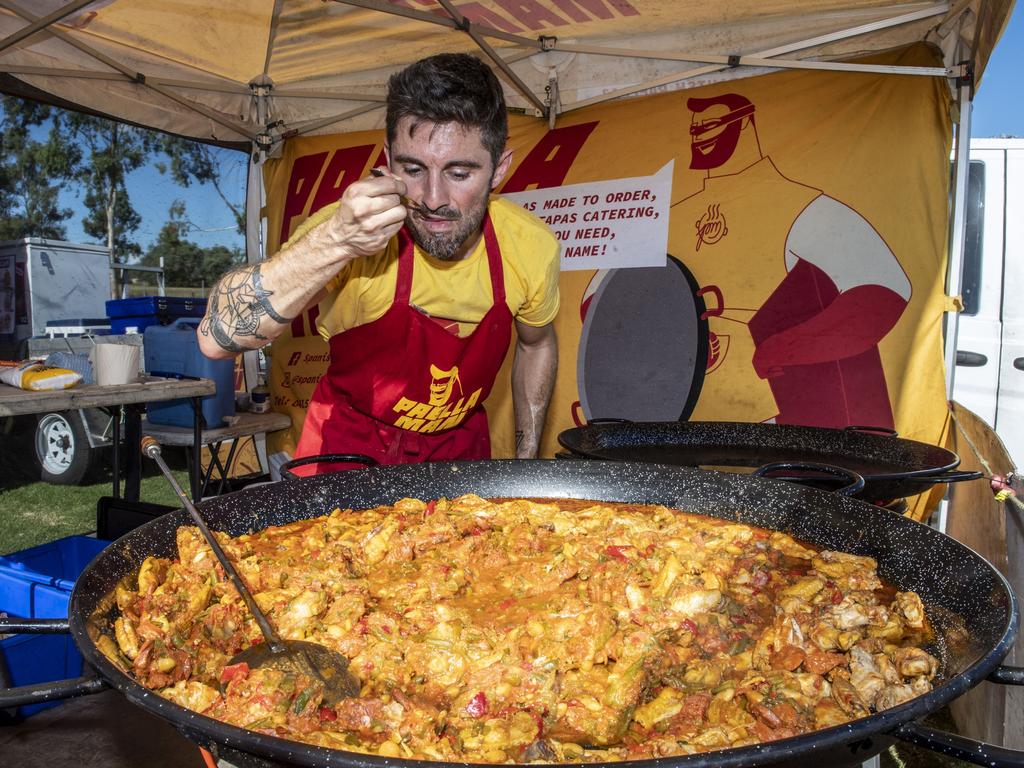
left=141, top=436, right=286, bottom=654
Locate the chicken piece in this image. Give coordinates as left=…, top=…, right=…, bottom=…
left=668, top=586, right=722, bottom=616
left=278, top=589, right=329, bottom=635
left=780, top=577, right=825, bottom=602
left=892, top=647, right=939, bottom=679
left=893, top=591, right=927, bottom=630
left=830, top=675, right=870, bottom=718
left=848, top=647, right=886, bottom=706
left=136, top=556, right=170, bottom=594
left=828, top=598, right=872, bottom=630
left=550, top=667, right=632, bottom=746
left=160, top=680, right=222, bottom=713
left=875, top=683, right=916, bottom=711
left=811, top=551, right=881, bottom=591
left=769, top=532, right=817, bottom=560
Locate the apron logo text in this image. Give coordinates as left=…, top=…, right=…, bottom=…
left=391, top=364, right=482, bottom=433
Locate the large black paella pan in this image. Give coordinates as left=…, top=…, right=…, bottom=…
left=1, top=459, right=1021, bottom=767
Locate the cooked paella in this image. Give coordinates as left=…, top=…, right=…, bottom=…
left=101, top=495, right=939, bottom=762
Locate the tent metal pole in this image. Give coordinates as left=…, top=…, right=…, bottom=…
left=244, top=150, right=269, bottom=474
left=944, top=73, right=973, bottom=399
left=0, top=0, right=95, bottom=54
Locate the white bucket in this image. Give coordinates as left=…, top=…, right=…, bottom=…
left=91, top=344, right=141, bottom=386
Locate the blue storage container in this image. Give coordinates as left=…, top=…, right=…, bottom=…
left=0, top=535, right=111, bottom=717
left=144, top=319, right=235, bottom=428
left=0, top=536, right=110, bottom=618
left=106, top=296, right=206, bottom=334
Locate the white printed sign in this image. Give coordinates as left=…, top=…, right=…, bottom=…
left=505, top=161, right=673, bottom=271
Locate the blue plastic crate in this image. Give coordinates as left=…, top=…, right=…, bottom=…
left=106, top=296, right=207, bottom=335
left=0, top=536, right=110, bottom=618
left=1, top=633, right=84, bottom=717
left=0, top=536, right=110, bottom=718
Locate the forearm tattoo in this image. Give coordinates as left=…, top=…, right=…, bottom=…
left=199, top=264, right=290, bottom=353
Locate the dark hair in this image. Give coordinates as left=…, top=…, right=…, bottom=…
left=386, top=53, right=508, bottom=169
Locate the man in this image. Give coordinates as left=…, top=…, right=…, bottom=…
left=198, top=54, right=560, bottom=469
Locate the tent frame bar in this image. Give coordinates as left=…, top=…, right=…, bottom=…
left=559, top=2, right=955, bottom=113
left=0, top=0, right=962, bottom=140
left=0, top=0, right=94, bottom=55
left=335, top=0, right=954, bottom=118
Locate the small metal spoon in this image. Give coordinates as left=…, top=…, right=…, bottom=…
left=370, top=166, right=425, bottom=213
left=141, top=436, right=360, bottom=706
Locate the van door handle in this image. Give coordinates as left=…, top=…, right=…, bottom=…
left=956, top=351, right=988, bottom=367
left=1015, top=357, right=1024, bottom=371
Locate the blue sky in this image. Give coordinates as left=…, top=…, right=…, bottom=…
left=56, top=4, right=1022, bottom=254
left=972, top=2, right=1023, bottom=137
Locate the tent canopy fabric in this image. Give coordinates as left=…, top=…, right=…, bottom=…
left=0, top=0, right=1014, bottom=151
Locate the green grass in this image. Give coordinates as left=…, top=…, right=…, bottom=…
left=1, top=415, right=191, bottom=555
left=0, top=472, right=191, bottom=555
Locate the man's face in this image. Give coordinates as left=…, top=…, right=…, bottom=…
left=387, top=117, right=511, bottom=262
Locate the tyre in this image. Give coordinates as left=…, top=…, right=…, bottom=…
left=34, top=411, right=94, bottom=485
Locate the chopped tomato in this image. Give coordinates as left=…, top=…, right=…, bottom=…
left=219, top=662, right=250, bottom=684
left=466, top=691, right=489, bottom=718
left=498, top=597, right=517, bottom=610
left=424, top=500, right=437, bottom=517
left=604, top=545, right=630, bottom=562
left=319, top=705, right=338, bottom=721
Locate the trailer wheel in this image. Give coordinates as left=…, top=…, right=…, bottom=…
left=35, top=411, right=94, bottom=485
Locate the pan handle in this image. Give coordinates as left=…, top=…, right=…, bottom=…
left=988, top=665, right=1024, bottom=685
left=0, top=617, right=70, bottom=634
left=0, top=676, right=109, bottom=708
left=893, top=720, right=1024, bottom=767
left=279, top=453, right=378, bottom=480
left=754, top=462, right=866, bottom=497
left=844, top=425, right=899, bottom=437
left=921, top=469, right=985, bottom=485
left=0, top=616, right=111, bottom=708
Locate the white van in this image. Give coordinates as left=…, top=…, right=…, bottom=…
left=952, top=138, right=1024, bottom=468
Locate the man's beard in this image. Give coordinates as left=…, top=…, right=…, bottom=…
left=407, top=196, right=488, bottom=262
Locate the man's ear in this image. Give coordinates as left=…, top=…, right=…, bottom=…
left=383, top=144, right=391, bottom=168
left=491, top=148, right=513, bottom=190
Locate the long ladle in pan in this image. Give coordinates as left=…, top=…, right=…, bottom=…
left=141, top=436, right=361, bottom=706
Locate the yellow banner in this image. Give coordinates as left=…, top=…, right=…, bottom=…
left=263, top=44, right=951, bottom=516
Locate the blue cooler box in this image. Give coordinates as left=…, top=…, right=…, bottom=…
left=106, top=296, right=206, bottom=334
left=0, top=536, right=111, bottom=717
left=144, top=319, right=235, bottom=428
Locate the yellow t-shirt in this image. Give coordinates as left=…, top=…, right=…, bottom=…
left=283, top=197, right=561, bottom=340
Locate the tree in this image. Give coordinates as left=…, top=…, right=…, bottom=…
left=1, top=96, right=245, bottom=295
left=0, top=97, right=79, bottom=240
left=157, top=139, right=245, bottom=234
left=60, top=113, right=156, bottom=293
left=137, top=201, right=243, bottom=290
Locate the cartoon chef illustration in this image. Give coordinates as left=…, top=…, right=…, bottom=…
left=674, top=93, right=911, bottom=428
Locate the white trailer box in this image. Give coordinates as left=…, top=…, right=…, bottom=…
left=0, top=238, right=111, bottom=347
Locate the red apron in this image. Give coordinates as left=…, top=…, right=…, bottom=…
left=292, top=214, right=513, bottom=474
